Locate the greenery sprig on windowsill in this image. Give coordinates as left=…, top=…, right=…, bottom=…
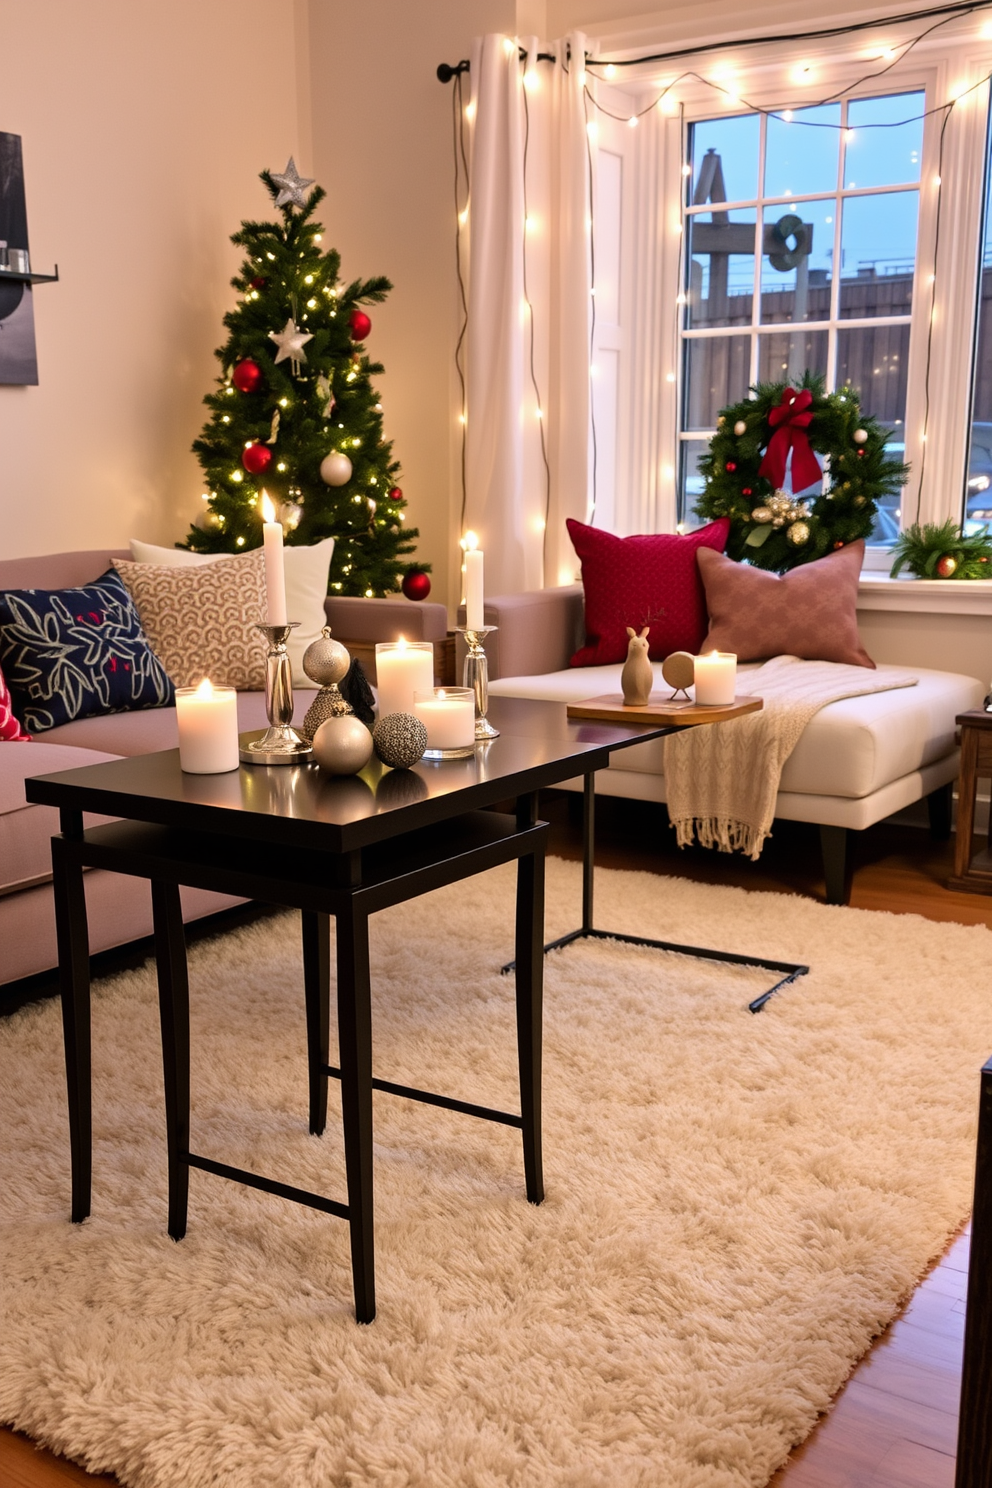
left=889, top=520, right=992, bottom=580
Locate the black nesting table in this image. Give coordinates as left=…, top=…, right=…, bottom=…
left=25, top=696, right=670, bottom=1323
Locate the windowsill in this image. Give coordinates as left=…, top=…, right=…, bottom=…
left=858, top=573, right=992, bottom=614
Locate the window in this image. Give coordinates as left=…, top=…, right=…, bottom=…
left=965, top=108, right=992, bottom=534
left=679, top=93, right=923, bottom=540
left=589, top=22, right=992, bottom=557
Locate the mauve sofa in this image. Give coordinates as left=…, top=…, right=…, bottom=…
left=0, top=549, right=448, bottom=989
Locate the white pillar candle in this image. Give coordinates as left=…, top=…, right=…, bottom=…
left=176, top=679, right=240, bottom=773
left=413, top=688, right=476, bottom=750
left=693, top=651, right=737, bottom=706
left=374, top=639, right=435, bottom=718
left=464, top=534, right=485, bottom=632
left=260, top=490, right=288, bottom=626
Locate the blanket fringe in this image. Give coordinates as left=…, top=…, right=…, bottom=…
left=672, top=815, right=769, bottom=862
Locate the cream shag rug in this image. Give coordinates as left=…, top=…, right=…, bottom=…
left=1, top=860, right=989, bottom=1488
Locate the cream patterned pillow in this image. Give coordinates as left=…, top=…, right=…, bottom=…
left=113, top=551, right=267, bottom=690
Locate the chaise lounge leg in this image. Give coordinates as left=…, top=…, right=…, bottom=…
left=819, top=824, right=852, bottom=905
left=927, top=782, right=953, bottom=841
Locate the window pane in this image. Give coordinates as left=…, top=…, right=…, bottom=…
left=686, top=209, right=755, bottom=327
left=678, top=439, right=711, bottom=528
left=839, top=191, right=917, bottom=318
left=760, top=200, right=835, bottom=323
left=965, top=110, right=992, bottom=532
left=836, top=325, right=909, bottom=428
left=683, top=335, right=751, bottom=429
left=764, top=104, right=840, bottom=199
left=757, top=328, right=827, bottom=392
left=690, top=115, right=759, bottom=205
left=845, top=92, right=924, bottom=190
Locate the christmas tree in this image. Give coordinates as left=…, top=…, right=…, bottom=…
left=185, top=159, right=425, bottom=597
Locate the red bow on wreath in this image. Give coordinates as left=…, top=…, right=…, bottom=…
left=758, top=387, right=822, bottom=494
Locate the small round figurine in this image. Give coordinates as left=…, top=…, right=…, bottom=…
left=661, top=650, right=695, bottom=698
left=373, top=712, right=428, bottom=769
left=312, top=714, right=374, bottom=775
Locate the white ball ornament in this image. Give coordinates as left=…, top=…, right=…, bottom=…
left=853, top=428, right=868, bottom=445
left=734, top=420, right=747, bottom=436
left=312, top=714, right=374, bottom=775
left=320, top=450, right=354, bottom=486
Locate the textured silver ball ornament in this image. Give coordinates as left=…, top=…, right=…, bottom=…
left=312, top=714, right=374, bottom=775
left=853, top=428, right=868, bottom=445
left=373, top=712, right=428, bottom=769
left=303, top=627, right=350, bottom=687
left=733, top=420, right=747, bottom=436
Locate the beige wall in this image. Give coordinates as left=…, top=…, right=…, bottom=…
left=0, top=0, right=300, bottom=560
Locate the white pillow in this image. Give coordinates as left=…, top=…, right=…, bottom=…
left=129, top=536, right=335, bottom=687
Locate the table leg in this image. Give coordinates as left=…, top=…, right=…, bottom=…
left=582, top=771, right=595, bottom=933
left=151, top=881, right=191, bottom=1242
left=955, top=729, right=980, bottom=880
left=302, top=911, right=331, bottom=1136
left=955, top=1057, right=992, bottom=1488
left=515, top=842, right=545, bottom=1206
left=52, top=834, right=92, bottom=1224
left=335, top=902, right=375, bottom=1324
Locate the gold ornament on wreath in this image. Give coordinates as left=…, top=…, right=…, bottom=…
left=752, top=490, right=810, bottom=533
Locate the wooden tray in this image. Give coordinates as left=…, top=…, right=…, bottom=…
left=566, top=694, right=763, bottom=726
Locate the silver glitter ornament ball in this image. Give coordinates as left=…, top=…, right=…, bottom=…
left=312, top=714, right=374, bottom=775
left=303, top=627, right=350, bottom=687
left=373, top=712, right=428, bottom=769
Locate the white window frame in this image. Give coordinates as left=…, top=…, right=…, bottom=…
left=591, top=23, right=992, bottom=567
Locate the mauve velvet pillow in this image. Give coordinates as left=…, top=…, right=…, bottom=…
left=697, top=540, right=874, bottom=668
left=567, top=516, right=730, bottom=666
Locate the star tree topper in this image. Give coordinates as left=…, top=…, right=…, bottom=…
left=268, top=317, right=313, bottom=369
left=270, top=157, right=315, bottom=208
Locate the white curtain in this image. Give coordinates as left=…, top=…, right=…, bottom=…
left=463, top=32, right=592, bottom=599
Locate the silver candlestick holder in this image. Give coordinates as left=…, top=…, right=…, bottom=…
left=458, top=625, right=500, bottom=741
left=239, top=622, right=314, bottom=765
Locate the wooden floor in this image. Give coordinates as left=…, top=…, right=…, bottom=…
left=2, top=800, right=989, bottom=1488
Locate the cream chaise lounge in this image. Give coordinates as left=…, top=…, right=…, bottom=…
left=464, top=584, right=984, bottom=903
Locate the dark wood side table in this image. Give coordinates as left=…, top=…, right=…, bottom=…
left=950, top=710, right=992, bottom=894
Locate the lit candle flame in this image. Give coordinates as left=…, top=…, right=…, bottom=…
left=195, top=678, right=215, bottom=699
left=463, top=530, right=478, bottom=551
left=260, top=490, right=276, bottom=523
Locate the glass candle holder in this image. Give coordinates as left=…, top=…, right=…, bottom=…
left=374, top=640, right=435, bottom=719
left=693, top=651, right=737, bottom=706
left=413, top=687, right=476, bottom=759
left=176, top=680, right=240, bottom=773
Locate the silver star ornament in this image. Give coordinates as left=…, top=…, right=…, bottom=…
left=268, top=317, right=314, bottom=366
left=271, top=157, right=315, bottom=209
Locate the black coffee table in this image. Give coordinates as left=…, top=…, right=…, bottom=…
left=25, top=696, right=669, bottom=1322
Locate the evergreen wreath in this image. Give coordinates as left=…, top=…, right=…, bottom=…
left=693, top=372, right=909, bottom=573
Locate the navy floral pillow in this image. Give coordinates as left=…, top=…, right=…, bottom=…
left=0, top=568, right=175, bottom=733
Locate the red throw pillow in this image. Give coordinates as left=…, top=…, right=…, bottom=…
left=0, top=661, right=30, bottom=740
left=697, top=540, right=874, bottom=668
left=566, top=517, right=731, bottom=666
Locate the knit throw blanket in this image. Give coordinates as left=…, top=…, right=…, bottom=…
left=664, top=655, right=919, bottom=860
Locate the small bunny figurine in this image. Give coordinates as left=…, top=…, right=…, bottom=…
left=621, top=626, right=653, bottom=707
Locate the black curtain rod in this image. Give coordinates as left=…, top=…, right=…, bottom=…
left=436, top=0, right=990, bottom=83
left=436, top=50, right=556, bottom=83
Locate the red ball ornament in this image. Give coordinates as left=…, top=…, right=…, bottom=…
left=725, top=461, right=737, bottom=472
left=242, top=442, right=272, bottom=475
left=833, top=541, right=845, bottom=550
left=936, top=554, right=958, bottom=578
left=388, top=486, right=403, bottom=502
left=350, top=309, right=372, bottom=342
left=742, top=487, right=752, bottom=496
left=249, top=276, right=267, bottom=291
left=856, top=449, right=865, bottom=459
left=232, top=359, right=263, bottom=394
left=401, top=569, right=431, bottom=601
